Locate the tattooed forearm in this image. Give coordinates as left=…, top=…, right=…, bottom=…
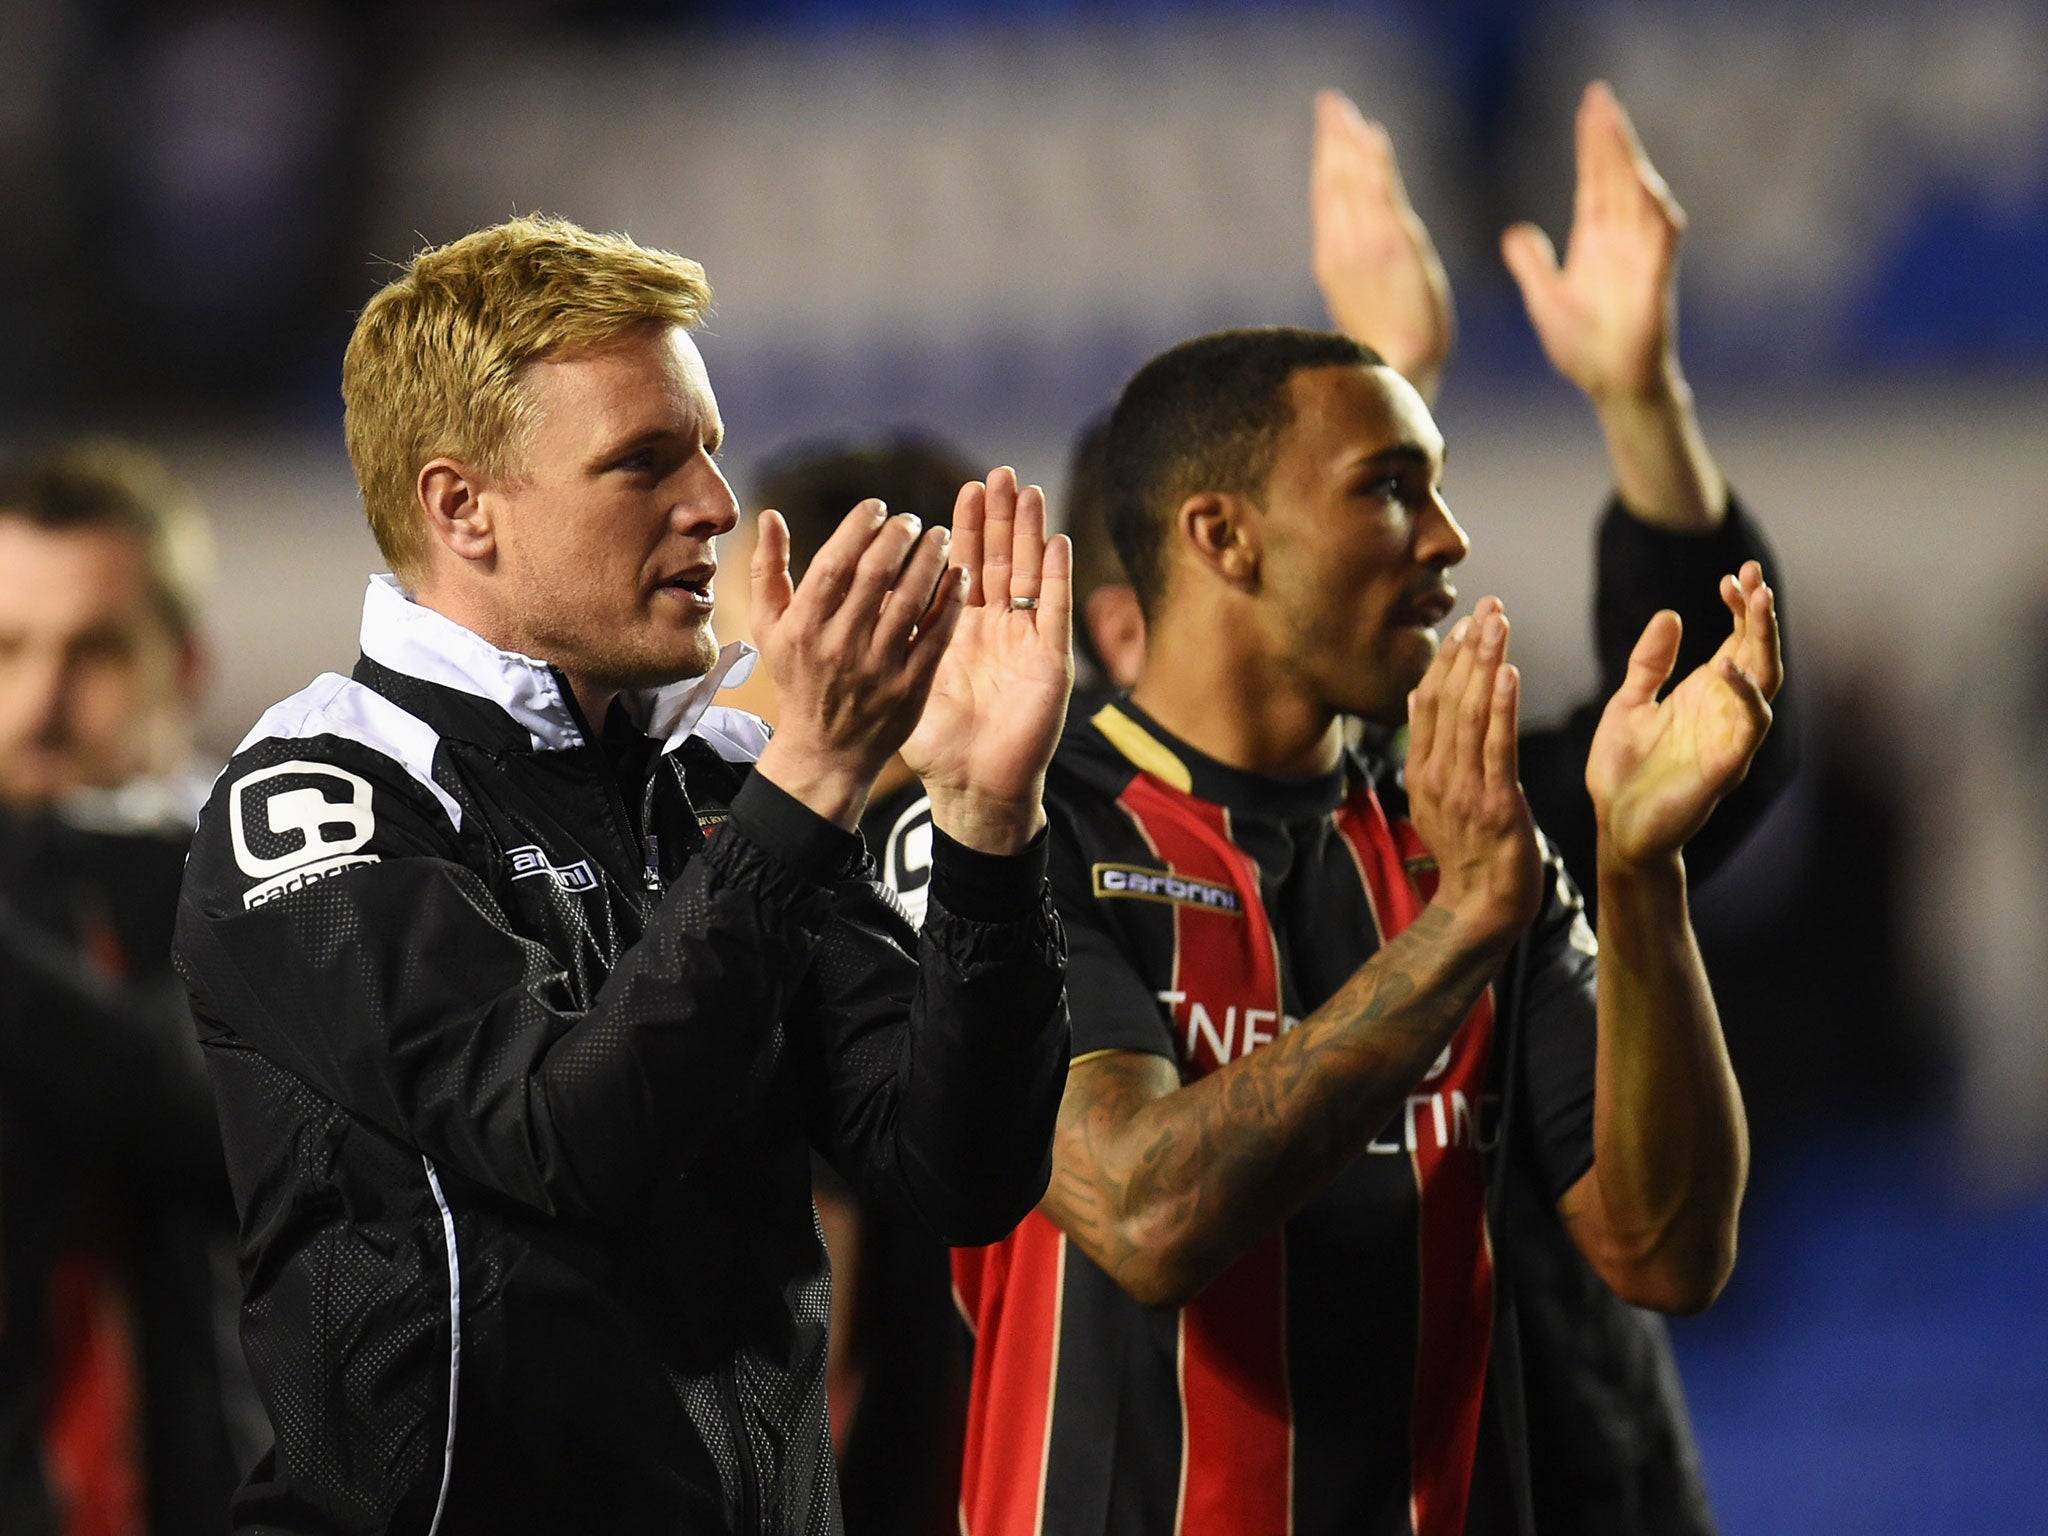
left=1043, top=904, right=1512, bottom=1308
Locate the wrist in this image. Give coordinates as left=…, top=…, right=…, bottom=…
left=926, top=786, right=1047, bottom=857
left=1595, top=834, right=1688, bottom=890
left=1425, top=888, right=1530, bottom=961
left=1589, top=360, right=1729, bottom=535
left=754, top=736, right=873, bottom=833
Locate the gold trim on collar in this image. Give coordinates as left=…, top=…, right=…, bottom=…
left=1091, top=703, right=1193, bottom=794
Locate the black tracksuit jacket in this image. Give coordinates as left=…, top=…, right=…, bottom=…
left=173, top=578, right=1069, bottom=1535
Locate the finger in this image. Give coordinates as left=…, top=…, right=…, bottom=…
left=1007, top=483, right=1048, bottom=605
left=1483, top=663, right=1521, bottom=796
left=982, top=466, right=1019, bottom=607
left=1596, top=81, right=1683, bottom=227
left=1500, top=223, right=1562, bottom=329
left=834, top=509, right=927, bottom=646
left=1447, top=600, right=1506, bottom=776
left=1369, top=115, right=1421, bottom=221
left=875, top=524, right=954, bottom=656
left=902, top=566, right=970, bottom=695
left=951, top=480, right=986, bottom=606
left=1717, top=655, right=1773, bottom=741
left=1742, top=578, right=1784, bottom=701
left=1036, top=531, right=1075, bottom=657
left=800, top=499, right=891, bottom=616
left=1719, top=571, right=1745, bottom=624
left=1615, top=609, right=1683, bottom=708
left=1407, top=613, right=1467, bottom=772
left=750, top=509, right=794, bottom=633
left=1578, top=80, right=1626, bottom=225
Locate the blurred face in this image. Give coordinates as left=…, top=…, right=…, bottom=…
left=477, top=324, right=739, bottom=692
left=1253, top=363, right=1469, bottom=724
left=0, top=517, right=196, bottom=806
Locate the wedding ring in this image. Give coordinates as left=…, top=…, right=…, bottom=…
left=1009, top=595, right=1040, bottom=611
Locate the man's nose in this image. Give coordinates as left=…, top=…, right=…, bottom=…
left=1417, top=491, right=1471, bottom=568
left=677, top=460, right=741, bottom=540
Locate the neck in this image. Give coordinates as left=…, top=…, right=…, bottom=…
left=412, top=577, right=618, bottom=738
left=1127, top=603, right=1344, bottom=779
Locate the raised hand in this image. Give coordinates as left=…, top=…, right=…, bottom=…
left=1311, top=89, right=1455, bottom=404
left=749, top=498, right=966, bottom=830
left=1586, top=562, right=1782, bottom=867
left=902, top=467, right=1074, bottom=856
left=1502, top=80, right=1726, bottom=531
left=1405, top=596, right=1543, bottom=943
left=1501, top=80, right=1682, bottom=403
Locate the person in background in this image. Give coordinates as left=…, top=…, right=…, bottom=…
left=0, top=438, right=253, bottom=1536
left=1310, top=80, right=1797, bottom=1533
left=1062, top=417, right=1145, bottom=699
left=716, top=433, right=985, bottom=1536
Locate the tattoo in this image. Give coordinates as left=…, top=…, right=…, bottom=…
left=1041, top=904, right=1504, bottom=1304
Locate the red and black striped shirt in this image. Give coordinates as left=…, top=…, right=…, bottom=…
left=956, top=701, right=1601, bottom=1536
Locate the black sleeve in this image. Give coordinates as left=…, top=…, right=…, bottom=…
left=175, top=736, right=854, bottom=1225
left=1512, top=830, right=1604, bottom=1204
left=1518, top=492, right=1799, bottom=910
left=0, top=896, right=220, bottom=1182
left=802, top=814, right=1070, bottom=1247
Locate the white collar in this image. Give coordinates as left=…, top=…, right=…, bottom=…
left=357, top=574, right=758, bottom=753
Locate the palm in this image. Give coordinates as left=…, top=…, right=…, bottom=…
left=1537, top=219, right=1670, bottom=398
left=906, top=599, right=1070, bottom=801
left=900, top=470, right=1074, bottom=821
left=1587, top=573, right=1781, bottom=865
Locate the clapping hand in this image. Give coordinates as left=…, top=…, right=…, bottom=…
left=1586, top=563, right=1782, bottom=867
left=902, top=468, right=1074, bottom=856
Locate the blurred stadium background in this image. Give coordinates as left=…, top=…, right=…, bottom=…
left=4, top=1, right=2044, bottom=1529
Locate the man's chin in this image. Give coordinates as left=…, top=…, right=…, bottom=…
left=608, top=628, right=722, bottom=693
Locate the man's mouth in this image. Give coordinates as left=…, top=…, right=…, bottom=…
left=656, top=563, right=717, bottom=609
left=1394, top=585, right=1457, bottom=629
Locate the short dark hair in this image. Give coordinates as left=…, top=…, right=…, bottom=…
left=1105, top=327, right=1381, bottom=617
left=749, top=434, right=979, bottom=584
left=1060, top=410, right=1119, bottom=678
left=0, top=437, right=211, bottom=641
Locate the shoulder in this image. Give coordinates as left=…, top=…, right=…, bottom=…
left=185, top=675, right=468, bottom=917
left=228, top=672, right=463, bottom=833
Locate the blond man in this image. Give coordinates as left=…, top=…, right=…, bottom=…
left=173, top=216, right=1073, bottom=1534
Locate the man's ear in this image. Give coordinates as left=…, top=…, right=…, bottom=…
left=1175, top=491, right=1261, bottom=590
left=418, top=459, right=496, bottom=565
left=1084, top=583, right=1148, bottom=691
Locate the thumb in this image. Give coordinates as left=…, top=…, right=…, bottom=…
left=751, top=509, right=795, bottom=631
left=1500, top=222, right=1562, bottom=318
left=1614, top=609, right=1682, bottom=709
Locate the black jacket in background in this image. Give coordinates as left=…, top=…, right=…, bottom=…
left=173, top=578, right=1068, bottom=1535
left=0, top=800, right=248, bottom=1536
left=1510, top=495, right=1795, bottom=1536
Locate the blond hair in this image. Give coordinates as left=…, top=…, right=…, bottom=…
left=0, top=437, right=213, bottom=642
left=342, top=214, right=713, bottom=584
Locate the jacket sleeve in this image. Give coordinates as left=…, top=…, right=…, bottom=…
left=1518, top=492, right=1800, bottom=909
left=801, top=807, right=1070, bottom=1248
left=174, top=732, right=853, bottom=1224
